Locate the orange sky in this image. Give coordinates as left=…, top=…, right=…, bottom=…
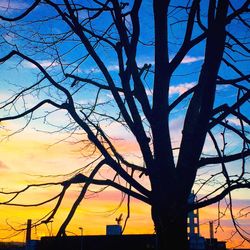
left=0, top=129, right=249, bottom=249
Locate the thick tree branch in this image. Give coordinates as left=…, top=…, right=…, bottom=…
left=169, top=0, right=202, bottom=72
left=216, top=74, right=250, bottom=86
left=191, top=183, right=250, bottom=211
left=177, top=0, right=229, bottom=196
left=47, top=0, right=138, bottom=142
left=67, top=104, right=151, bottom=197
left=169, top=85, right=197, bottom=111
left=198, top=150, right=250, bottom=167
left=64, top=173, right=150, bottom=204
left=57, top=159, right=106, bottom=236
left=81, top=112, right=147, bottom=174
left=0, top=50, right=149, bottom=197
left=151, top=0, right=176, bottom=183
left=209, top=90, right=250, bottom=129
left=111, top=0, right=153, bottom=168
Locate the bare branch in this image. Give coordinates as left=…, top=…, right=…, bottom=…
left=63, top=173, right=150, bottom=204
left=198, top=150, right=250, bottom=167
left=65, top=73, right=124, bottom=92
left=0, top=99, right=65, bottom=122
left=192, top=183, right=250, bottom=210
left=0, top=0, right=41, bottom=21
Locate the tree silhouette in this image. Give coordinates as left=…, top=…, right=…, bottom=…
left=0, top=1, right=249, bottom=249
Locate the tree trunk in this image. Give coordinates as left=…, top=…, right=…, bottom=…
left=151, top=197, right=189, bottom=250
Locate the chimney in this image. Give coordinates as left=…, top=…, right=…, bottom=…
left=209, top=221, right=214, bottom=240
left=26, top=219, right=32, bottom=244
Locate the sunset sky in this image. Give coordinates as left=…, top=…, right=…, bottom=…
left=0, top=0, right=249, bottom=249
left=0, top=131, right=249, bottom=248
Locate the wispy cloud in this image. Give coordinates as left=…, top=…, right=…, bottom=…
left=0, top=0, right=28, bottom=12
left=107, top=65, right=119, bottom=71
left=0, top=160, right=8, bottom=170
left=22, top=60, right=59, bottom=69
left=181, top=55, right=204, bottom=64
left=169, top=82, right=196, bottom=96
left=82, top=67, right=101, bottom=74
left=82, top=64, right=119, bottom=74
left=143, top=82, right=196, bottom=98
left=137, top=55, right=203, bottom=67
left=227, top=117, right=248, bottom=127
left=81, top=54, right=203, bottom=75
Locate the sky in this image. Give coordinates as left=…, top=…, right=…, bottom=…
left=0, top=133, right=249, bottom=248
left=0, top=0, right=249, bottom=248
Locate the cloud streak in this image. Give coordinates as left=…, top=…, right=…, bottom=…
left=0, top=0, right=28, bottom=12
left=0, top=160, right=8, bottom=170
left=145, top=82, right=196, bottom=97
left=81, top=54, right=203, bottom=74
left=180, top=55, right=204, bottom=64
left=169, top=82, right=196, bottom=96
left=22, top=60, right=59, bottom=69
left=23, top=54, right=204, bottom=74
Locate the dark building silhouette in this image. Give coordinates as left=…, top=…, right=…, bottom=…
left=37, top=235, right=156, bottom=250
left=24, top=194, right=228, bottom=250
left=36, top=234, right=228, bottom=250
left=0, top=242, right=24, bottom=250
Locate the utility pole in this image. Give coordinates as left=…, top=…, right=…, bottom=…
left=209, top=221, right=214, bottom=240
left=25, top=219, right=32, bottom=250
left=209, top=221, right=214, bottom=250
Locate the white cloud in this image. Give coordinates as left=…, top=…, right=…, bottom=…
left=227, top=117, right=241, bottom=126
left=74, top=55, right=203, bottom=75
left=107, top=65, right=119, bottom=71
left=227, top=117, right=248, bottom=127
left=136, top=55, right=203, bottom=67
left=22, top=60, right=59, bottom=69
left=145, top=89, right=153, bottom=96
left=169, top=82, right=196, bottom=96
left=82, top=67, right=101, bottom=74
left=138, top=82, right=196, bottom=97
left=170, top=116, right=184, bottom=131
left=181, top=55, right=204, bottom=64
left=83, top=64, right=122, bottom=73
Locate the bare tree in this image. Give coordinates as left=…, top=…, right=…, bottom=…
left=0, top=0, right=249, bottom=249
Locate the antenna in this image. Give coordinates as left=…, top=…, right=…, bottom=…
left=115, top=214, right=123, bottom=225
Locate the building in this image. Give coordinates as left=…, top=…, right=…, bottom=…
left=0, top=242, right=24, bottom=250
left=27, top=194, right=227, bottom=250
left=188, top=193, right=206, bottom=250
left=37, top=235, right=156, bottom=250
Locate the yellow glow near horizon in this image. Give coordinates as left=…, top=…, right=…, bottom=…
left=0, top=130, right=153, bottom=242
left=0, top=130, right=249, bottom=249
